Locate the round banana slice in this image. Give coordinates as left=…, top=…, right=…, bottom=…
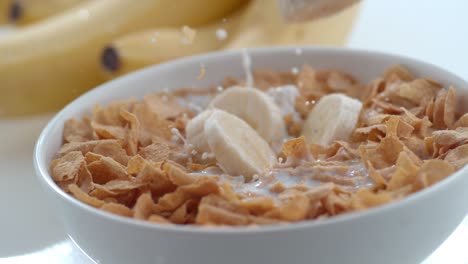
left=210, top=86, right=287, bottom=145
left=204, top=110, right=276, bottom=180
left=302, top=93, right=362, bottom=146
left=186, top=109, right=216, bottom=153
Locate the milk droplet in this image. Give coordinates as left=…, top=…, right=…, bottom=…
left=171, top=128, right=186, bottom=144
left=181, top=25, right=196, bottom=44
left=242, top=49, right=253, bottom=87
left=201, top=152, right=215, bottom=160
left=77, top=9, right=90, bottom=20
left=216, top=28, right=228, bottom=40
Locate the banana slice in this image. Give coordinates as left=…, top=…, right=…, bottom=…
left=186, top=109, right=275, bottom=180
left=210, top=86, right=286, bottom=145
left=186, top=109, right=216, bottom=153
left=302, top=93, right=362, bottom=145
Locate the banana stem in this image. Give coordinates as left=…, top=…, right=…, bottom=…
left=10, top=0, right=86, bottom=26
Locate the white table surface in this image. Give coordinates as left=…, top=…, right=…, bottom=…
left=1, top=0, right=467, bottom=263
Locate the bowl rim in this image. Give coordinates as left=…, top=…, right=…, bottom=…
left=34, top=46, right=468, bottom=235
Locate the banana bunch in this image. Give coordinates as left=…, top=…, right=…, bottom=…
left=0, top=0, right=359, bottom=117
left=0, top=0, right=246, bottom=116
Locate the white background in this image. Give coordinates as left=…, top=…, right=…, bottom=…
left=0, top=0, right=467, bottom=263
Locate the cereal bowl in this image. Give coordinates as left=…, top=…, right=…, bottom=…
left=34, top=47, right=468, bottom=264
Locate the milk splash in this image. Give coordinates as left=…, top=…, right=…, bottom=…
left=242, top=48, right=253, bottom=87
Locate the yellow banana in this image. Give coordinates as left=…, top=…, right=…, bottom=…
left=225, top=0, right=360, bottom=48
left=0, top=0, right=247, bottom=117
left=102, top=0, right=273, bottom=79
left=102, top=7, right=246, bottom=78
left=10, top=0, right=86, bottom=26
left=275, top=3, right=360, bottom=46
left=0, top=0, right=11, bottom=24
left=224, top=0, right=284, bottom=49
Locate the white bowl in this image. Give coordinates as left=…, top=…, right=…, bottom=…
left=34, top=47, right=468, bottom=264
